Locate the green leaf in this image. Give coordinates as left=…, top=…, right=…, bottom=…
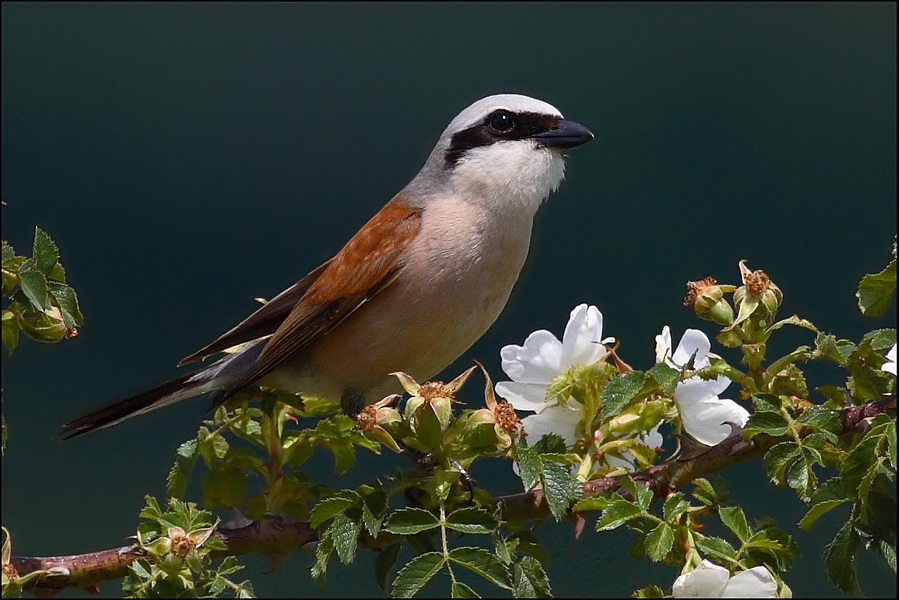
left=32, top=227, right=59, bottom=276
left=311, top=532, right=334, bottom=586
left=595, top=500, right=643, bottom=531
left=696, top=536, right=737, bottom=562
left=446, top=507, right=499, bottom=535
left=648, top=362, right=680, bottom=395
left=448, top=547, right=512, bottom=590
left=330, top=441, right=356, bottom=474
left=361, top=490, right=388, bottom=537
left=644, top=522, right=674, bottom=561
left=49, top=285, right=83, bottom=328
left=600, top=371, right=646, bottom=421
left=814, top=333, right=848, bottom=365
left=824, top=521, right=860, bottom=594
left=451, top=581, right=480, bottom=598
left=763, top=442, right=802, bottom=484
left=1, top=241, right=14, bottom=263
left=201, top=466, right=247, bottom=508
left=623, top=477, right=653, bottom=511
left=796, top=407, right=841, bottom=436
left=798, top=499, right=849, bottom=530
left=541, top=460, right=579, bottom=521
left=662, top=493, right=690, bottom=523
left=375, top=542, right=402, bottom=591
left=383, top=508, right=440, bottom=535
left=516, top=445, right=543, bottom=492
left=857, top=259, right=896, bottom=317
left=166, top=438, right=199, bottom=500
left=392, top=552, right=445, bottom=598
left=719, top=506, right=752, bottom=543
left=18, top=270, right=50, bottom=310
left=744, top=410, right=790, bottom=438
left=512, top=555, right=552, bottom=598
left=531, top=432, right=566, bottom=455
left=330, top=513, right=361, bottom=565
left=311, top=495, right=360, bottom=529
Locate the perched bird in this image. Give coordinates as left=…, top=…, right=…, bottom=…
left=58, top=94, right=594, bottom=439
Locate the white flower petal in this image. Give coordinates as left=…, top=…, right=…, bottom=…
left=655, top=325, right=672, bottom=364
left=721, top=566, right=778, bottom=598
left=882, top=343, right=897, bottom=376
left=521, top=404, right=584, bottom=447
left=500, top=330, right=563, bottom=384
left=676, top=381, right=749, bottom=446
left=673, top=560, right=730, bottom=597
left=671, top=329, right=714, bottom=369
left=495, top=382, right=551, bottom=412
left=560, top=304, right=606, bottom=370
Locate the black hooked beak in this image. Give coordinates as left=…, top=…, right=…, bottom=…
left=533, top=119, right=595, bottom=149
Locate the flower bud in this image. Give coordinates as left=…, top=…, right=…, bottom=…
left=17, top=310, right=66, bottom=343
left=684, top=277, right=733, bottom=325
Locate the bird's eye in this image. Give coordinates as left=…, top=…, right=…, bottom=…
left=488, top=111, right=517, bottom=134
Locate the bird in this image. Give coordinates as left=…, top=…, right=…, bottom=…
left=57, top=93, right=594, bottom=439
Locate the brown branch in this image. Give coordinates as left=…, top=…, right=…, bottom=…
left=8, top=397, right=894, bottom=595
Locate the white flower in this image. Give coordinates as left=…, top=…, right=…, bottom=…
left=656, top=326, right=749, bottom=446
left=673, top=560, right=778, bottom=598
left=882, top=343, right=897, bottom=376
left=495, top=304, right=612, bottom=446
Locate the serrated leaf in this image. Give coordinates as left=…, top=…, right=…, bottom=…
left=451, top=581, right=480, bottom=598
left=383, top=508, right=440, bottom=535
left=824, top=521, right=860, bottom=594
left=375, top=542, right=402, bottom=592
left=595, top=500, right=643, bottom=531
left=1, top=241, right=14, bottom=263
left=310, top=495, right=360, bottom=529
left=744, top=410, right=790, bottom=438
left=32, top=227, right=59, bottom=276
left=166, top=439, right=199, bottom=500
left=648, top=362, right=680, bottom=395
left=719, top=506, right=752, bottom=543
left=311, top=532, right=334, bottom=586
left=361, top=490, right=387, bottom=537
left=531, top=432, right=566, bottom=455
left=763, top=442, right=801, bottom=483
left=796, top=407, right=841, bottom=435
left=201, top=466, right=247, bottom=508
left=798, top=499, right=849, bottom=530
left=516, top=445, right=543, bottom=492
left=645, top=522, right=674, bottom=561
left=600, top=371, right=646, bottom=421
left=513, top=555, right=552, bottom=598
left=330, top=513, right=361, bottom=565
left=18, top=270, right=50, bottom=310
left=541, top=460, right=579, bottom=521
left=696, top=536, right=737, bottom=562
left=857, top=260, right=896, bottom=317
left=330, top=441, right=356, bottom=474
left=448, top=546, right=512, bottom=590
left=662, top=493, right=690, bottom=522
left=446, top=507, right=499, bottom=535
left=49, top=285, right=83, bottom=328
left=392, top=552, right=445, bottom=598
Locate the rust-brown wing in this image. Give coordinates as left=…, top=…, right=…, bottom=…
left=179, top=260, right=332, bottom=365
left=213, top=197, right=423, bottom=404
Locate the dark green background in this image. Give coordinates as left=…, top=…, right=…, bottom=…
left=2, top=3, right=896, bottom=597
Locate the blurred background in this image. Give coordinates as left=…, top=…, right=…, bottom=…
left=2, top=3, right=896, bottom=597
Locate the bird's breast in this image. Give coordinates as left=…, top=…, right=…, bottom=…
left=273, top=196, right=536, bottom=403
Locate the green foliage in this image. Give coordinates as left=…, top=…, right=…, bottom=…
left=4, top=238, right=897, bottom=598
left=122, top=496, right=254, bottom=598
left=2, top=228, right=83, bottom=354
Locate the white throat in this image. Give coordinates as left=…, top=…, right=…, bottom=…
left=449, top=141, right=566, bottom=216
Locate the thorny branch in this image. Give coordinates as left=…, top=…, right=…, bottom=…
left=8, top=397, right=895, bottom=596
